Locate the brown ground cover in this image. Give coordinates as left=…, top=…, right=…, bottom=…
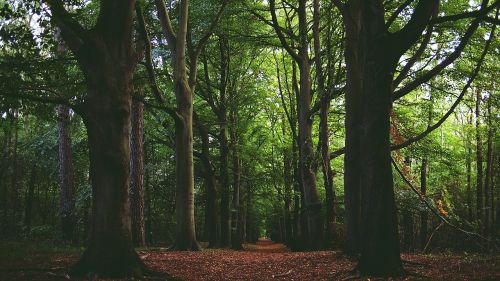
left=0, top=241, right=498, bottom=280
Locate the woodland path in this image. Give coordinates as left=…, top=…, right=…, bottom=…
left=0, top=241, right=498, bottom=280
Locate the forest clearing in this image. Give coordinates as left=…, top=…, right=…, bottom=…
left=0, top=0, right=499, bottom=280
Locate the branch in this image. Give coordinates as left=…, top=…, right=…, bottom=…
left=430, top=1, right=499, bottom=24
left=154, top=0, right=177, bottom=53
left=392, top=158, right=492, bottom=244
left=393, top=12, right=484, bottom=100
left=393, top=6, right=496, bottom=150
left=390, top=0, right=438, bottom=58
left=331, top=22, right=494, bottom=159
left=386, top=0, right=416, bottom=28
left=136, top=6, right=168, bottom=105
left=2, top=89, right=75, bottom=109
left=393, top=12, right=436, bottom=89
left=44, top=0, right=88, bottom=53
left=193, top=0, right=229, bottom=59
left=269, top=0, right=301, bottom=62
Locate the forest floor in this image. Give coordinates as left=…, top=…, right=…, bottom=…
left=0, top=239, right=498, bottom=281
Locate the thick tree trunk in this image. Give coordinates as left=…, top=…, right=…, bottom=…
left=130, top=99, right=145, bottom=247
left=73, top=72, right=145, bottom=277
left=476, top=89, right=483, bottom=225
left=343, top=0, right=407, bottom=275
left=58, top=105, right=76, bottom=242
left=420, top=158, right=428, bottom=249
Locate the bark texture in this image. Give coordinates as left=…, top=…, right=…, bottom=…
left=130, top=99, right=145, bottom=247
left=57, top=105, right=76, bottom=242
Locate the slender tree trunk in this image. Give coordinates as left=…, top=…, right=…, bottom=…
left=219, top=35, right=231, bottom=248
left=402, top=211, right=414, bottom=251
left=196, top=119, right=218, bottom=248
left=313, top=0, right=336, bottom=247
left=476, top=89, right=483, bottom=226
left=420, top=158, right=428, bottom=249
left=10, top=112, right=19, bottom=225
left=130, top=99, right=145, bottom=247
left=231, top=109, right=243, bottom=250
left=343, top=2, right=363, bottom=254
left=297, top=0, right=322, bottom=250
left=58, top=105, right=76, bottom=242
left=484, top=96, right=493, bottom=234
left=283, top=147, right=293, bottom=244
left=24, top=164, right=37, bottom=231
left=466, top=127, right=474, bottom=221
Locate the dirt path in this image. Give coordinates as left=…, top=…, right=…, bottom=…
left=1, top=240, right=499, bottom=280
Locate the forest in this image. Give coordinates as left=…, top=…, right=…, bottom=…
left=0, top=0, right=499, bottom=280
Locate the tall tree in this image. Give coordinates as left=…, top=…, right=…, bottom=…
left=334, top=0, right=438, bottom=275
left=45, top=0, right=147, bottom=276
left=266, top=0, right=323, bottom=250
left=154, top=0, right=227, bottom=250
left=332, top=0, right=495, bottom=274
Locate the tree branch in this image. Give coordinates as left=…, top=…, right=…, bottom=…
left=269, top=0, right=301, bottom=62
left=390, top=0, right=438, bottom=58
left=393, top=1, right=489, bottom=101
left=392, top=7, right=496, bottom=151
left=154, top=0, right=177, bottom=54
left=44, top=0, right=88, bottom=53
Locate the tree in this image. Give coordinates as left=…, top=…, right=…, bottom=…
left=332, top=0, right=495, bottom=275
left=44, top=0, right=147, bottom=277
left=154, top=0, right=227, bottom=250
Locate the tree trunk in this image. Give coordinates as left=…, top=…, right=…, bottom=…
left=10, top=112, right=19, bottom=225
left=58, top=104, right=76, bottom=242
left=342, top=0, right=413, bottom=275
left=24, top=164, right=37, bottom=231
left=230, top=110, right=243, bottom=250
left=219, top=35, right=231, bottom=248
left=73, top=74, right=145, bottom=277
left=314, top=0, right=336, bottom=248
left=484, top=95, right=493, bottom=234
left=172, top=83, right=200, bottom=250
left=283, top=146, right=293, bottom=244
left=296, top=0, right=322, bottom=250
left=343, top=2, right=363, bottom=254
left=130, top=99, right=145, bottom=247
left=466, top=111, right=473, bottom=221
left=420, top=158, right=428, bottom=249
left=476, top=89, right=483, bottom=226
left=196, top=118, right=218, bottom=248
